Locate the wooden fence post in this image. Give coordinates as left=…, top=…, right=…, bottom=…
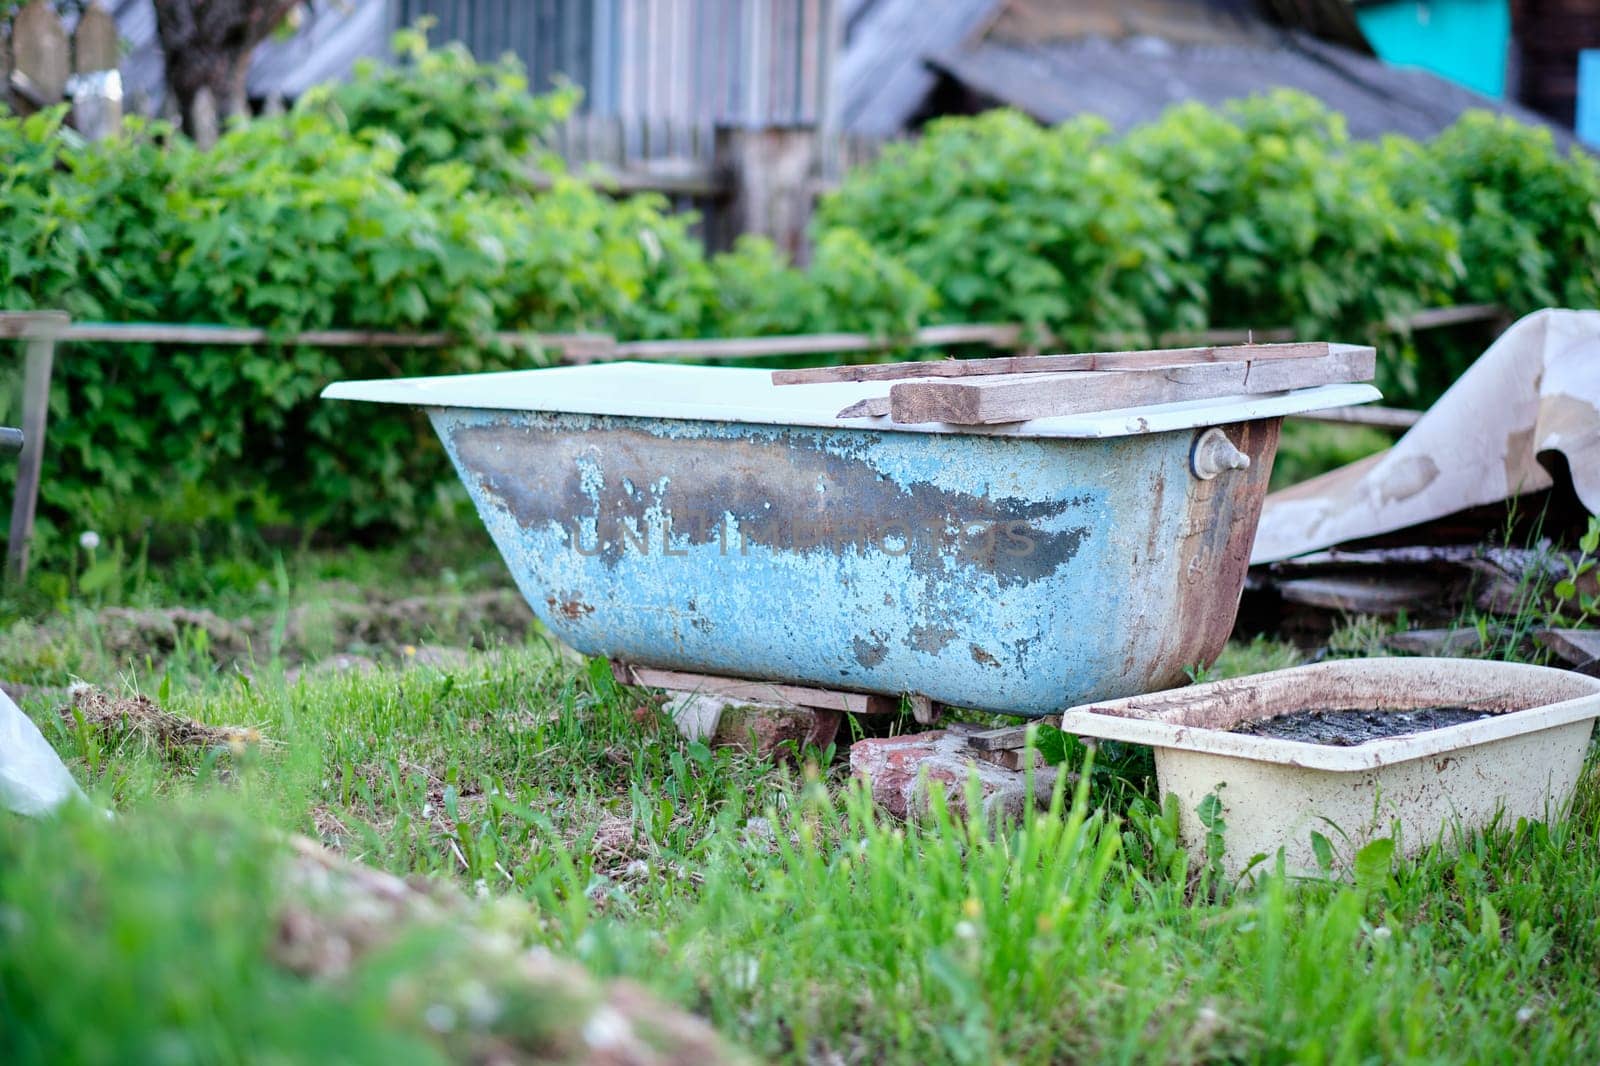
left=72, top=3, right=119, bottom=74
left=4, top=312, right=67, bottom=584
left=10, top=0, right=70, bottom=106
left=69, top=2, right=123, bottom=142
left=711, top=124, right=819, bottom=263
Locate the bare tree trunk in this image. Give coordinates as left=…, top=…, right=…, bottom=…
left=150, top=0, right=299, bottom=141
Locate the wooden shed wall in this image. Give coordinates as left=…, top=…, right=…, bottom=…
left=394, top=0, right=839, bottom=127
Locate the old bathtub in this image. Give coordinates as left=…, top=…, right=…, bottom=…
left=324, top=363, right=1377, bottom=716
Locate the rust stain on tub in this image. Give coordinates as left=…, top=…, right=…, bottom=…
left=1147, top=420, right=1283, bottom=690
left=1144, top=467, right=1167, bottom=563
left=908, top=624, right=958, bottom=654
left=546, top=596, right=595, bottom=620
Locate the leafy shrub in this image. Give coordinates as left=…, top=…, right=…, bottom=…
left=1413, top=112, right=1600, bottom=313
left=0, top=102, right=696, bottom=545
left=1117, top=94, right=1460, bottom=341
left=330, top=21, right=575, bottom=194
left=1377, top=112, right=1600, bottom=401
left=820, top=109, right=1204, bottom=345
left=710, top=229, right=937, bottom=339
left=822, top=91, right=1600, bottom=406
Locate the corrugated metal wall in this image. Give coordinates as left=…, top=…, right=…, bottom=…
left=395, top=0, right=836, bottom=127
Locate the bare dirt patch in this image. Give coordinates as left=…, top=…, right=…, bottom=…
left=87, top=589, right=534, bottom=669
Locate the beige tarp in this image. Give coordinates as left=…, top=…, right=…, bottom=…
left=1253, top=309, right=1600, bottom=564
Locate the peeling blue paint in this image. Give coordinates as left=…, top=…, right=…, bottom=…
left=430, top=408, right=1278, bottom=716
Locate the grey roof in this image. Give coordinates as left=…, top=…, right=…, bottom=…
left=834, top=0, right=997, bottom=135
left=110, top=0, right=389, bottom=114
left=924, top=29, right=1577, bottom=147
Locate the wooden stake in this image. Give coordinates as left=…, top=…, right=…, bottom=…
left=7, top=327, right=58, bottom=582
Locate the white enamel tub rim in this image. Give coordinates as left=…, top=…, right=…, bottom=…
left=1060, top=658, right=1600, bottom=772
left=320, top=361, right=1381, bottom=440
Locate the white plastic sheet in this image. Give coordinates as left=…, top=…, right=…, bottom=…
left=1254, top=309, right=1600, bottom=563
left=0, top=688, right=86, bottom=816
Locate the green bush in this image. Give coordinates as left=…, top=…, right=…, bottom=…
left=2, top=106, right=530, bottom=542
left=819, top=109, right=1204, bottom=345
left=1117, top=94, right=1460, bottom=341
left=710, top=229, right=937, bottom=338
left=1370, top=111, right=1600, bottom=401
left=1416, top=112, right=1600, bottom=313
left=330, top=22, right=576, bottom=194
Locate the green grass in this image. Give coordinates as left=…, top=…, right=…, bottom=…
left=4, top=541, right=1600, bottom=1063
left=0, top=515, right=506, bottom=626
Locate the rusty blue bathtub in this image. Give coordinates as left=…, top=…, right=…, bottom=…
left=324, top=364, right=1377, bottom=716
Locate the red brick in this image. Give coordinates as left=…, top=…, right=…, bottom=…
left=849, top=730, right=1059, bottom=820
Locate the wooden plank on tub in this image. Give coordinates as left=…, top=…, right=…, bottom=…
left=886, top=345, right=1375, bottom=425
left=888, top=361, right=1252, bottom=425
left=619, top=664, right=875, bottom=713
left=1241, top=345, right=1376, bottom=393
left=772, top=341, right=1334, bottom=386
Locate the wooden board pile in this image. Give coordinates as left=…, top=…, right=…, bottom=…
left=1242, top=542, right=1600, bottom=649
left=773, top=341, right=1376, bottom=423
left=1383, top=627, right=1600, bottom=676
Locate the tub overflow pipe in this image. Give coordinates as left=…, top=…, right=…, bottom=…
left=1191, top=428, right=1250, bottom=480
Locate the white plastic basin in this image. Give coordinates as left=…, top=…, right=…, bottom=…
left=1062, top=658, right=1600, bottom=878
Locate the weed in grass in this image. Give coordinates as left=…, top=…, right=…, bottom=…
left=1552, top=516, right=1600, bottom=629
left=1410, top=512, right=1600, bottom=666
left=1325, top=614, right=1404, bottom=658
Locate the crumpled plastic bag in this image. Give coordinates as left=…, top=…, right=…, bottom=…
left=1, top=688, right=86, bottom=816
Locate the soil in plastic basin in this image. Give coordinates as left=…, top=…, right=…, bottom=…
left=1232, top=706, right=1494, bottom=746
